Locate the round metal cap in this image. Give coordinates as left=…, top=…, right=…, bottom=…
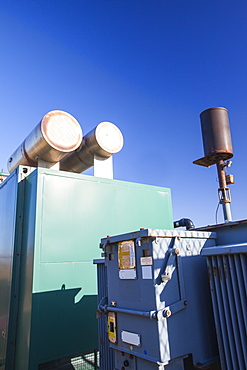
left=95, top=121, right=124, bottom=154
left=41, top=110, right=82, bottom=152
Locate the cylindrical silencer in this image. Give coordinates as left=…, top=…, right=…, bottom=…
left=7, top=110, right=83, bottom=173
left=60, top=121, right=124, bottom=173
left=200, top=107, right=233, bottom=162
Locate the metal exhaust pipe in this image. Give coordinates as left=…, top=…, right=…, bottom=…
left=7, top=110, right=83, bottom=173
left=60, top=121, right=124, bottom=174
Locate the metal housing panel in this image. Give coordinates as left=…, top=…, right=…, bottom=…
left=0, top=171, right=18, bottom=369
left=95, top=260, right=114, bottom=370
left=101, top=230, right=219, bottom=369
left=13, top=169, right=38, bottom=370
left=203, top=243, right=247, bottom=370
left=6, top=168, right=173, bottom=369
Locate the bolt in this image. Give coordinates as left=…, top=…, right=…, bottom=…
left=163, top=309, right=171, bottom=318
left=184, top=301, right=188, bottom=306
left=123, top=360, right=129, bottom=367
left=151, top=312, right=157, bottom=319
left=174, top=248, right=180, bottom=255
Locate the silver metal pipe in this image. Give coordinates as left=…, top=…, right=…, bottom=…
left=222, top=203, right=232, bottom=223
left=7, top=110, right=83, bottom=173
left=217, top=160, right=232, bottom=222
left=60, top=121, right=124, bottom=173
left=98, top=304, right=157, bottom=320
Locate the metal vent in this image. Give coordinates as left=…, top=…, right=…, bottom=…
left=202, top=244, right=247, bottom=370
left=93, top=259, right=114, bottom=370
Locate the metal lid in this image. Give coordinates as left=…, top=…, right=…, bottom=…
left=95, top=121, right=124, bottom=154
left=41, top=110, right=82, bottom=152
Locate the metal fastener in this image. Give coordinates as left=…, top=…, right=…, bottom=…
left=163, top=309, right=171, bottom=318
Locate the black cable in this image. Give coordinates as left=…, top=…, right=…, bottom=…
left=215, top=202, right=220, bottom=224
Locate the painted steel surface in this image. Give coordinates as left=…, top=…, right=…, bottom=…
left=13, top=172, right=39, bottom=370
left=94, top=260, right=114, bottom=370
left=0, top=171, right=18, bottom=369
left=100, top=230, right=219, bottom=369
left=197, top=219, right=247, bottom=246
left=204, top=250, right=247, bottom=370
left=5, top=168, right=172, bottom=369
left=0, top=173, right=8, bottom=184
left=201, top=222, right=247, bottom=370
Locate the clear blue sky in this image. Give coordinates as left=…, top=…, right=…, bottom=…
left=1, top=1, right=247, bottom=227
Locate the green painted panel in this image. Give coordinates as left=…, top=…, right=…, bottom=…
left=36, top=169, right=173, bottom=265
left=0, top=171, right=18, bottom=369
left=37, top=262, right=97, bottom=297
left=30, top=290, right=98, bottom=364
left=13, top=170, right=38, bottom=370
left=11, top=168, right=173, bottom=368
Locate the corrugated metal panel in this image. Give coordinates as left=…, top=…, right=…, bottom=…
left=95, top=260, right=114, bottom=370
left=203, top=244, right=247, bottom=370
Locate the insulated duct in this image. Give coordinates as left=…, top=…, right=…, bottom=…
left=7, top=110, right=83, bottom=173
left=60, top=121, right=124, bottom=173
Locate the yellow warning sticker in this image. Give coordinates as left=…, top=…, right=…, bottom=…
left=118, top=240, right=135, bottom=269
left=108, top=312, right=116, bottom=343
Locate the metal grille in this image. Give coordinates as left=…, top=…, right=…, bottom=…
left=206, top=249, right=247, bottom=370
left=94, top=259, right=114, bottom=370
left=71, top=353, right=99, bottom=369
left=39, top=352, right=99, bottom=369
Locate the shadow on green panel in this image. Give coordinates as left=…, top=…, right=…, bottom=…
left=31, top=288, right=98, bottom=365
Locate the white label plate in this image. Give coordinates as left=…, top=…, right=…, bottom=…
left=121, top=331, right=141, bottom=346
left=119, top=269, right=137, bottom=280
left=142, top=266, right=152, bottom=279
left=140, top=256, right=153, bottom=266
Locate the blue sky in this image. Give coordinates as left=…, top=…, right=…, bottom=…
left=1, top=1, right=247, bottom=227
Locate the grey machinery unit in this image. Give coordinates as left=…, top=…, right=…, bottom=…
left=96, top=229, right=220, bottom=370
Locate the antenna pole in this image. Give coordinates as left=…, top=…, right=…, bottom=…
left=194, top=107, right=234, bottom=224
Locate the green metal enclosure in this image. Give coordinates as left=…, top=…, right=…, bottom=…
left=0, top=166, right=173, bottom=369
